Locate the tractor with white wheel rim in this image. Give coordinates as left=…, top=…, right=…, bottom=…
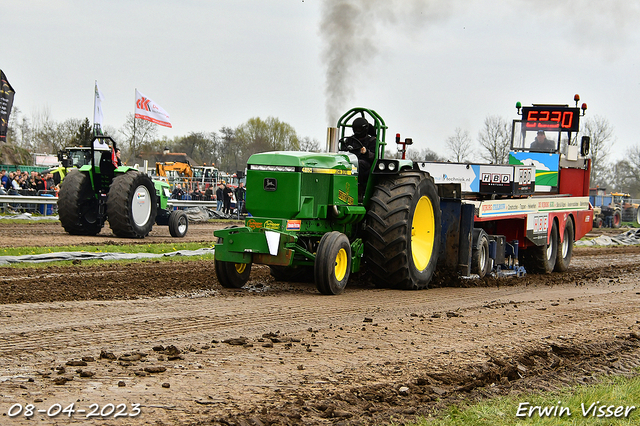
left=58, top=136, right=188, bottom=239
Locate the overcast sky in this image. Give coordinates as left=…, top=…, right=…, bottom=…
left=3, top=0, right=639, bottom=161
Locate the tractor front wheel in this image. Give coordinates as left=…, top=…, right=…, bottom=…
left=57, top=169, right=103, bottom=235
left=215, top=260, right=252, bottom=288
left=106, top=171, right=158, bottom=238
left=364, top=171, right=441, bottom=290
left=214, top=226, right=252, bottom=288
left=315, top=231, right=351, bottom=295
left=168, top=210, right=189, bottom=237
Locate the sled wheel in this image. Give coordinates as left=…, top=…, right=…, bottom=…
left=471, top=233, right=491, bottom=278
left=315, top=232, right=351, bottom=295
left=214, top=226, right=252, bottom=288
left=521, top=220, right=558, bottom=274
left=57, top=169, right=103, bottom=235
left=365, top=171, right=441, bottom=289
left=107, top=171, right=157, bottom=238
left=554, top=218, right=574, bottom=272
left=168, top=210, right=188, bottom=237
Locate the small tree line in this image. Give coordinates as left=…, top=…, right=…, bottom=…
left=4, top=107, right=321, bottom=173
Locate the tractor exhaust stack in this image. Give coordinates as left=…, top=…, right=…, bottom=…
left=326, top=127, right=338, bottom=153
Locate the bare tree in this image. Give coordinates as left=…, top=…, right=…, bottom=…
left=119, top=113, right=158, bottom=160
left=582, top=115, right=615, bottom=187
left=445, top=127, right=473, bottom=162
left=607, top=146, right=640, bottom=197
left=299, top=136, right=321, bottom=152
left=478, top=115, right=511, bottom=164
left=405, top=148, right=446, bottom=162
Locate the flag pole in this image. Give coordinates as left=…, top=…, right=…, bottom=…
left=93, top=80, right=97, bottom=137
left=133, top=88, right=136, bottom=159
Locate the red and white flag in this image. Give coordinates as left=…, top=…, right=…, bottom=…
left=135, top=89, right=172, bottom=128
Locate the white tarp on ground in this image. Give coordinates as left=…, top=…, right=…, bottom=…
left=575, top=229, right=640, bottom=246
left=184, top=206, right=239, bottom=221
left=0, top=248, right=215, bottom=265
left=0, top=213, right=59, bottom=220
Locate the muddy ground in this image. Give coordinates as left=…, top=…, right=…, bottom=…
left=0, top=221, right=639, bottom=425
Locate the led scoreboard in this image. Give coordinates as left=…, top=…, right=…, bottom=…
left=521, top=106, right=580, bottom=133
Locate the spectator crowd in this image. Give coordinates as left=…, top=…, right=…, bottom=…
left=0, top=169, right=58, bottom=214
left=170, top=181, right=246, bottom=216
left=1, top=169, right=57, bottom=196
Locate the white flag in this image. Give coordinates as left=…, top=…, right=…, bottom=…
left=93, top=81, right=105, bottom=130
left=135, top=89, right=172, bottom=128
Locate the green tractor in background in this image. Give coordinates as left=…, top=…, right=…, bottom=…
left=214, top=108, right=441, bottom=294
left=58, top=135, right=188, bottom=238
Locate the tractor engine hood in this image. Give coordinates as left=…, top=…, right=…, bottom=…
left=245, top=151, right=360, bottom=220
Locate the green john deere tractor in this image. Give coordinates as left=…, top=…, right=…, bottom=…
left=214, top=107, right=441, bottom=294
left=57, top=136, right=188, bottom=238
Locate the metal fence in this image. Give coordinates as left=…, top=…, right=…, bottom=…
left=0, top=193, right=220, bottom=216
left=0, top=191, right=58, bottom=215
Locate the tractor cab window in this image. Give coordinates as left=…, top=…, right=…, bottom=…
left=68, top=149, right=93, bottom=167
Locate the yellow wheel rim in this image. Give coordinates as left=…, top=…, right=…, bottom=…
left=235, top=263, right=247, bottom=274
left=334, top=248, right=348, bottom=281
left=411, top=195, right=435, bottom=271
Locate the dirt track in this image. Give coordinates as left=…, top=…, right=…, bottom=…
left=1, top=221, right=640, bottom=425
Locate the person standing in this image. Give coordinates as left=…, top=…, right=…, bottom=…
left=215, top=183, right=224, bottom=212
left=234, top=182, right=246, bottom=216
left=10, top=172, right=21, bottom=194
left=204, top=184, right=213, bottom=201
left=0, top=170, right=8, bottom=191
left=171, top=183, right=185, bottom=199
left=223, top=183, right=233, bottom=215
left=191, top=184, right=202, bottom=200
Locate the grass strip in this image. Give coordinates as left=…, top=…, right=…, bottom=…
left=406, top=372, right=640, bottom=426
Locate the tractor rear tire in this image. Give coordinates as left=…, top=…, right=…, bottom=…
left=106, top=171, right=157, bottom=238
left=364, top=171, right=441, bottom=290
left=554, top=218, right=574, bottom=272
left=214, top=226, right=252, bottom=288
left=315, top=231, right=351, bottom=295
left=168, top=210, right=188, bottom=237
left=622, top=207, right=636, bottom=222
left=612, top=210, right=622, bottom=228
left=521, top=221, right=558, bottom=274
left=57, top=169, right=103, bottom=235
left=471, top=233, right=491, bottom=278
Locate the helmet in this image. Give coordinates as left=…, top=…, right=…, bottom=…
left=352, top=117, right=369, bottom=137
